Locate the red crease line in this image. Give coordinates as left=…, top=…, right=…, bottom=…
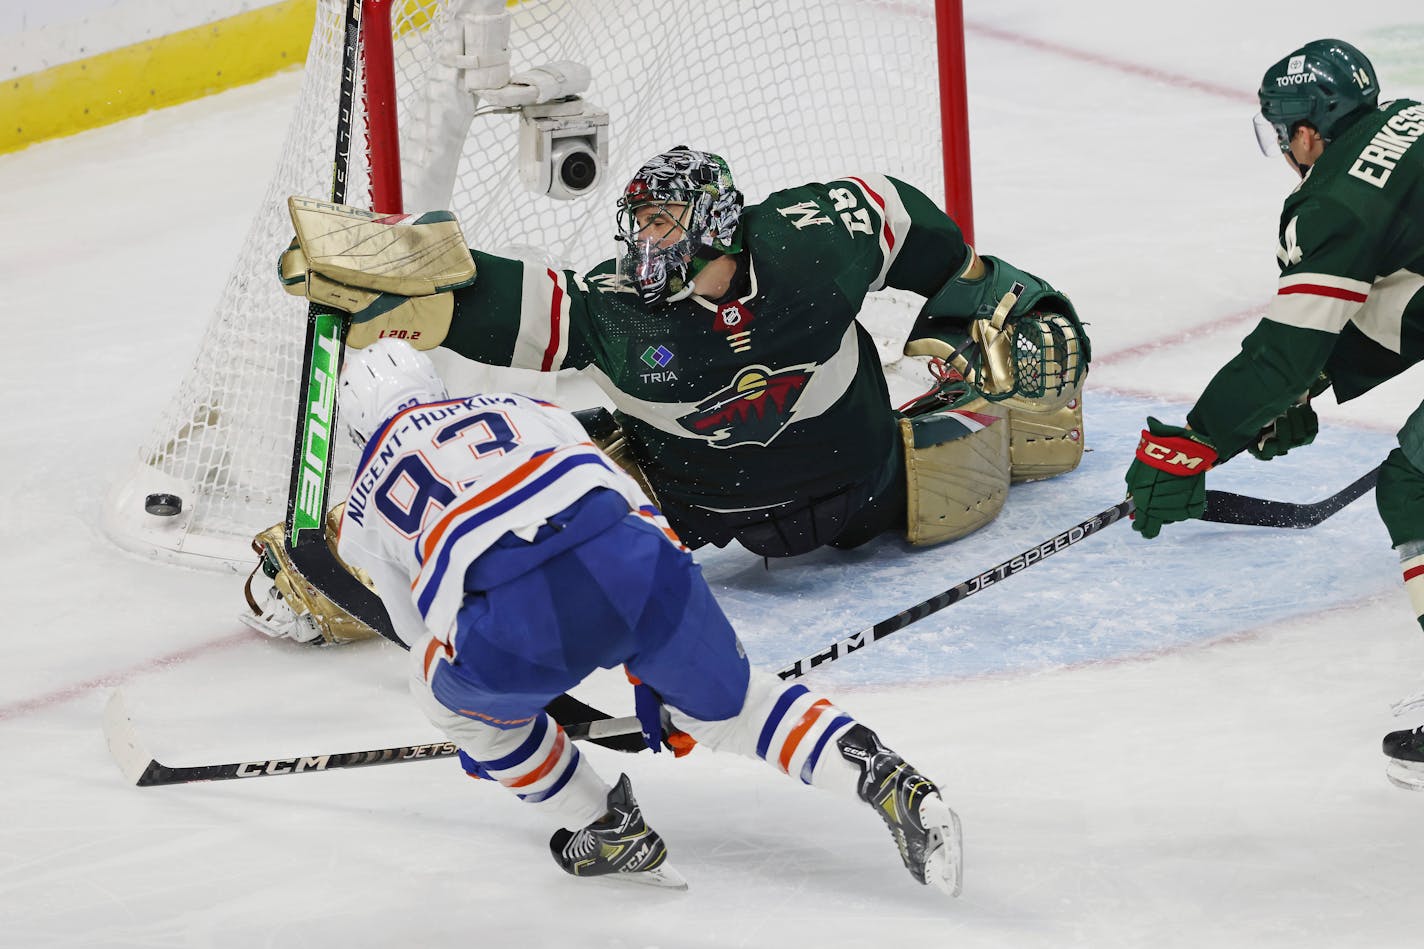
left=0, top=629, right=254, bottom=722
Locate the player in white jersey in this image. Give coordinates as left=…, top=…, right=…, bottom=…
left=333, top=338, right=964, bottom=893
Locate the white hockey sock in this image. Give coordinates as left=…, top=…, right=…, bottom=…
left=668, top=669, right=862, bottom=795
left=1400, top=542, right=1424, bottom=631
left=412, top=680, right=611, bottom=828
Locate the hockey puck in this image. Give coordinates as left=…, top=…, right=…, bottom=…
left=144, top=493, right=183, bottom=517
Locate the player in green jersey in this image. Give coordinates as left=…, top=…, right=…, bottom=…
left=259, top=148, right=1088, bottom=645
left=430, top=147, right=1088, bottom=558
left=1119, top=39, right=1424, bottom=790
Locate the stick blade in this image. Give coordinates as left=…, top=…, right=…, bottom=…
left=103, top=690, right=157, bottom=786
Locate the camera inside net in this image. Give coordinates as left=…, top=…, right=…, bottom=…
left=518, top=99, right=610, bottom=200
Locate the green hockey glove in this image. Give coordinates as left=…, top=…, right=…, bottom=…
left=1248, top=374, right=1329, bottom=461
left=1249, top=397, right=1318, bottom=460
left=1124, top=417, right=1219, bottom=539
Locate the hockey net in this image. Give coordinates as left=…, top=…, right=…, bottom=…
left=103, top=0, right=961, bottom=571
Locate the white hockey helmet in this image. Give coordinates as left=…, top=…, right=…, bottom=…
left=338, top=338, right=449, bottom=446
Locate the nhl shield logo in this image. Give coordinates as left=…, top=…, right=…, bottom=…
left=714, top=301, right=754, bottom=354
left=715, top=300, right=754, bottom=332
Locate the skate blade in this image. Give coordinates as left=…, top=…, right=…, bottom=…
left=599, top=861, right=689, bottom=891
left=1385, top=758, right=1424, bottom=792
left=918, top=797, right=964, bottom=898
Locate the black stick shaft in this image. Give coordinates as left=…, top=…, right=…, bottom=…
left=112, top=698, right=641, bottom=789
left=776, top=500, right=1134, bottom=679
left=1202, top=464, right=1380, bottom=529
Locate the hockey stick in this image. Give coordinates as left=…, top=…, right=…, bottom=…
left=777, top=499, right=1134, bottom=679
left=773, top=467, right=1379, bottom=679
left=115, top=470, right=1378, bottom=787
left=1201, top=463, right=1381, bottom=529
left=103, top=690, right=644, bottom=788
left=267, top=4, right=626, bottom=746
left=108, top=502, right=1132, bottom=785
left=279, top=0, right=399, bottom=645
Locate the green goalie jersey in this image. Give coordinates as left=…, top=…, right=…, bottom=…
left=440, top=174, right=968, bottom=521
left=1189, top=99, right=1424, bottom=458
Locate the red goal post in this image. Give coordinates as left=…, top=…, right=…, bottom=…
left=103, top=0, right=974, bottom=571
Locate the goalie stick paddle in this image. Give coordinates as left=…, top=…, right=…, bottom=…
left=103, top=690, right=645, bottom=788
left=1200, top=463, right=1381, bottom=529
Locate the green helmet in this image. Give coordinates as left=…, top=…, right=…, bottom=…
left=1255, top=39, right=1378, bottom=154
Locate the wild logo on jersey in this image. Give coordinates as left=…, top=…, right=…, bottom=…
left=677, top=363, right=815, bottom=447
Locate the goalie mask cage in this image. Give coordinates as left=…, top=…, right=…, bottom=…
left=102, top=0, right=973, bottom=572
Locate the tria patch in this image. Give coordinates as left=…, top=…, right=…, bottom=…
left=638, top=343, right=677, bottom=383
left=640, top=344, right=674, bottom=369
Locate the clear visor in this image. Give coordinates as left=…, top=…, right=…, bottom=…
left=618, top=198, right=692, bottom=247
left=1253, top=112, right=1290, bottom=156
left=618, top=236, right=672, bottom=285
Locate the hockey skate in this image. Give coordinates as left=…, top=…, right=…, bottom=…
left=838, top=724, right=963, bottom=897
left=1383, top=726, right=1424, bottom=791
left=549, top=773, right=688, bottom=890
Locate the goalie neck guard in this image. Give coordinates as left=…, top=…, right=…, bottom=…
left=615, top=146, right=744, bottom=307
left=338, top=338, right=449, bottom=446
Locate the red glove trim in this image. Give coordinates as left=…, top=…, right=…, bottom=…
left=1135, top=430, right=1218, bottom=475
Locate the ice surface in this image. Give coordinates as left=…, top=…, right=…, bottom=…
left=4, top=3, right=1424, bottom=946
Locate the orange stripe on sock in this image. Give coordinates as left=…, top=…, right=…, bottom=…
left=505, top=727, right=568, bottom=789
left=779, top=699, right=831, bottom=773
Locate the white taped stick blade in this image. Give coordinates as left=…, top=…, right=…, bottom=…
left=103, top=690, right=157, bottom=786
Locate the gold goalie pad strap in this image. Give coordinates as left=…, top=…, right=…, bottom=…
left=245, top=504, right=383, bottom=645
left=1009, top=394, right=1085, bottom=484
left=596, top=432, right=660, bottom=508
left=589, top=430, right=660, bottom=507
left=901, top=400, right=1011, bottom=547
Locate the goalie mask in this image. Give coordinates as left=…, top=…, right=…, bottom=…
left=338, top=338, right=448, bottom=447
left=615, top=146, right=744, bottom=306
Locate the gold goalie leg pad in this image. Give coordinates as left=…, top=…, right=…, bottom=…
left=901, top=400, right=1011, bottom=547
left=572, top=407, right=661, bottom=507
left=241, top=503, right=383, bottom=646
left=1008, top=393, right=1085, bottom=484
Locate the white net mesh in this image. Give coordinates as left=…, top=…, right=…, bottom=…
left=103, top=0, right=947, bottom=571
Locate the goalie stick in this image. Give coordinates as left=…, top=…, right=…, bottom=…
left=264, top=3, right=622, bottom=742
left=281, top=0, right=400, bottom=645
left=104, top=690, right=645, bottom=788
